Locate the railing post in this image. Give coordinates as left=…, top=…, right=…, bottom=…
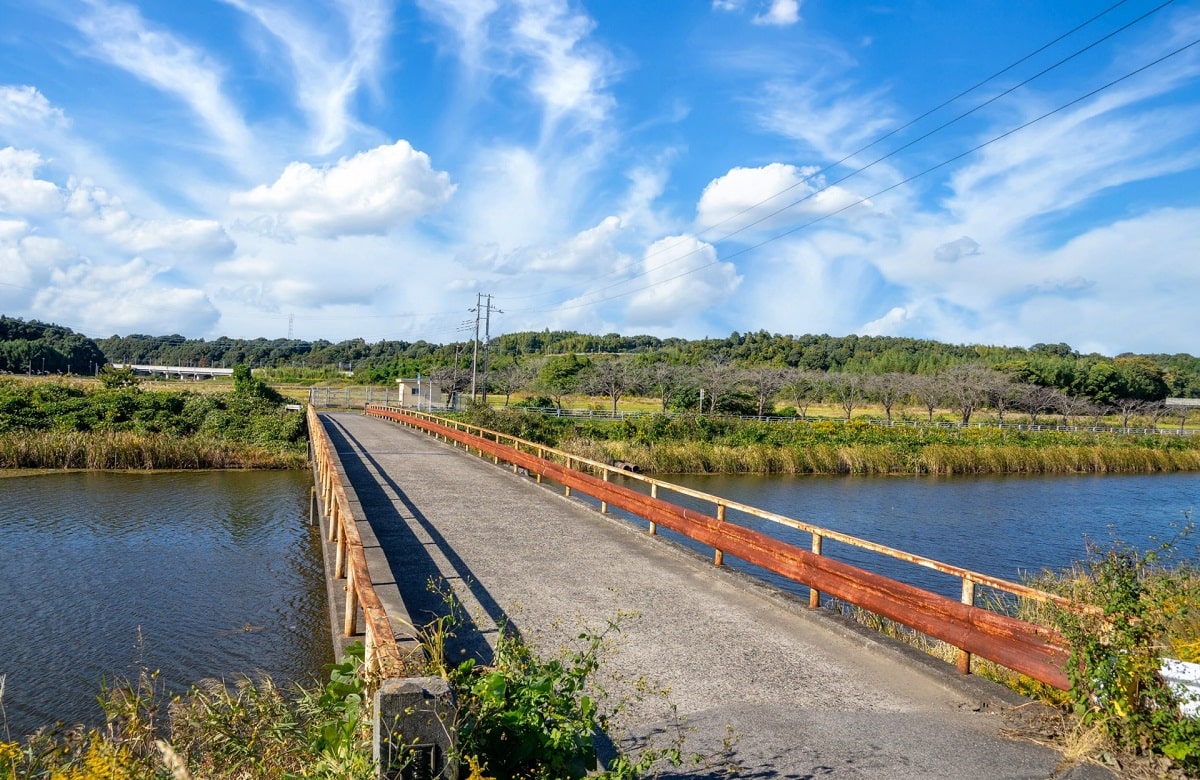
left=648, top=483, right=658, bottom=535
left=957, top=578, right=976, bottom=674
left=564, top=457, right=573, bottom=497
left=344, top=567, right=358, bottom=636
left=809, top=533, right=823, bottom=608
left=601, top=469, right=609, bottom=513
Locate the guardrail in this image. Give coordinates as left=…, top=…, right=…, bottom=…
left=366, top=404, right=1073, bottom=689
left=489, top=404, right=1197, bottom=436
left=308, top=405, right=406, bottom=678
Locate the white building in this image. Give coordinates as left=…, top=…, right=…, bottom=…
left=395, top=377, right=445, bottom=409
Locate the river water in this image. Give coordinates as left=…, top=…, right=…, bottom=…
left=0, top=470, right=331, bottom=739
left=626, top=472, right=1200, bottom=602
left=2, top=467, right=1197, bottom=740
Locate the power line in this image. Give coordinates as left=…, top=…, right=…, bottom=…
left=503, top=0, right=1177, bottom=313
left=517, top=33, right=1200, bottom=317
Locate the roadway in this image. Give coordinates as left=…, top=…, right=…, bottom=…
left=318, top=411, right=1109, bottom=779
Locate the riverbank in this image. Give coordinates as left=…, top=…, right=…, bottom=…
left=463, top=407, right=1200, bottom=475
left=0, top=378, right=306, bottom=469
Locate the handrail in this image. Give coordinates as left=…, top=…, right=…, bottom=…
left=308, top=405, right=405, bottom=678
left=366, top=404, right=1073, bottom=689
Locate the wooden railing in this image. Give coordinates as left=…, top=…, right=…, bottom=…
left=308, top=405, right=406, bottom=678
left=366, top=404, right=1073, bottom=690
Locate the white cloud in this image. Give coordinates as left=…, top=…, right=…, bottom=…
left=73, top=2, right=252, bottom=152
left=695, top=163, right=866, bottom=238
left=753, top=0, right=800, bottom=26
left=0, top=86, right=69, bottom=130
left=230, top=140, right=455, bottom=238
left=860, top=306, right=911, bottom=336
left=510, top=0, right=616, bottom=135
left=223, top=0, right=391, bottom=154
left=0, top=148, right=63, bottom=216
left=624, top=234, right=741, bottom=327
left=34, top=256, right=219, bottom=335
left=497, top=215, right=633, bottom=274
left=63, top=178, right=234, bottom=256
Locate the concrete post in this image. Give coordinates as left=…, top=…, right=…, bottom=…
left=374, top=677, right=457, bottom=780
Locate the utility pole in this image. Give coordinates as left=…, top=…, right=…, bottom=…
left=469, top=294, right=482, bottom=403
left=480, top=294, right=502, bottom=405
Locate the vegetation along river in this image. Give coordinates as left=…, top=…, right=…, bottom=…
left=632, top=472, right=1200, bottom=602
left=0, top=470, right=331, bottom=739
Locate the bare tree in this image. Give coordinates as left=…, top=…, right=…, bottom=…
left=1015, top=384, right=1061, bottom=426
left=828, top=372, right=866, bottom=420
left=697, top=356, right=740, bottom=413
left=782, top=368, right=822, bottom=419
left=985, top=372, right=1018, bottom=425
left=746, top=366, right=789, bottom=419
left=909, top=374, right=946, bottom=423
left=581, top=358, right=642, bottom=415
left=489, top=361, right=537, bottom=407
left=941, top=364, right=995, bottom=426
left=867, top=373, right=910, bottom=424
left=648, top=362, right=690, bottom=413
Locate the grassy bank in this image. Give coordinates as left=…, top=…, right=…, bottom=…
left=0, top=377, right=306, bottom=470
left=462, top=407, right=1200, bottom=475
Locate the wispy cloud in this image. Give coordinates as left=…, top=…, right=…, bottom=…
left=223, top=0, right=393, bottom=154
left=74, top=1, right=252, bottom=154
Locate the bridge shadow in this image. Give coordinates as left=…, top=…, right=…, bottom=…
left=321, top=417, right=516, bottom=665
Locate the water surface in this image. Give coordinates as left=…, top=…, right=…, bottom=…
left=0, top=470, right=330, bottom=739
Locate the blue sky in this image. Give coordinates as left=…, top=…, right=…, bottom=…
left=1, top=0, right=1198, bottom=355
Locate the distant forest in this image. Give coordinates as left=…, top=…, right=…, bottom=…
left=3, top=314, right=1199, bottom=402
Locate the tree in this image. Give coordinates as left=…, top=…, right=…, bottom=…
left=941, top=365, right=995, bottom=426
left=909, top=374, right=946, bottom=423
left=536, top=354, right=590, bottom=408
left=745, top=366, right=789, bottom=419
left=828, top=372, right=866, bottom=420
left=581, top=358, right=641, bottom=415
left=696, top=357, right=740, bottom=413
left=487, top=362, right=534, bottom=407
left=867, top=373, right=909, bottom=424
left=1112, top=397, right=1149, bottom=432
left=782, top=369, right=822, bottom=419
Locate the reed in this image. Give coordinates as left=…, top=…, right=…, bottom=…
left=0, top=430, right=305, bottom=470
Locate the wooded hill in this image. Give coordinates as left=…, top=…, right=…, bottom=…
left=4, top=315, right=1199, bottom=401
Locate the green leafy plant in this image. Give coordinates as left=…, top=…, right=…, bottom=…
left=1048, top=534, right=1200, bottom=773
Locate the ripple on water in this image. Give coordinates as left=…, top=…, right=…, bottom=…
left=0, top=470, right=331, bottom=738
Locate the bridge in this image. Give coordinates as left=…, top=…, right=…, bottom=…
left=111, top=363, right=235, bottom=380
left=308, top=406, right=1099, bottom=778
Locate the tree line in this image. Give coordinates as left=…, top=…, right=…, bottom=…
left=3, top=316, right=1198, bottom=418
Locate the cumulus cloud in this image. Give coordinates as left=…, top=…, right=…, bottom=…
left=231, top=140, right=455, bottom=238
left=695, top=163, right=865, bottom=237
left=932, top=236, right=981, bottom=263
left=0, top=148, right=63, bottom=215
left=624, top=234, right=741, bottom=327
left=0, top=86, right=68, bottom=130
left=860, top=306, right=911, bottom=336
left=62, top=179, right=234, bottom=256
left=34, top=257, right=219, bottom=335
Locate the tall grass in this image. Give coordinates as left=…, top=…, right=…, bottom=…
left=558, top=436, right=1200, bottom=476
left=0, top=430, right=305, bottom=470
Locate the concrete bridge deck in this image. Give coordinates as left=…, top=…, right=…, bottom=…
left=319, top=411, right=1101, bottom=779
